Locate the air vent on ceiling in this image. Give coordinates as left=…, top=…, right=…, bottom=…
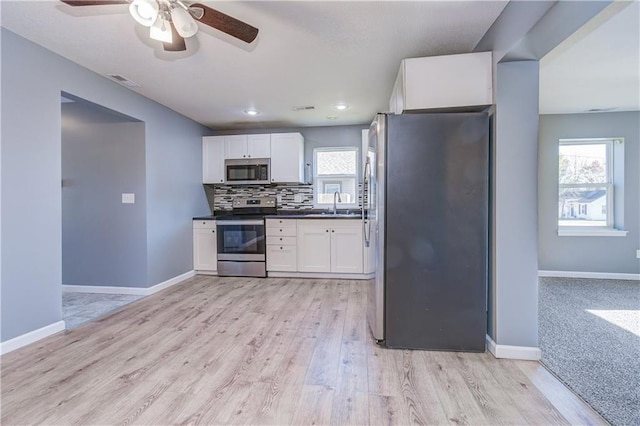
left=292, top=105, right=316, bottom=111
left=107, top=74, right=141, bottom=88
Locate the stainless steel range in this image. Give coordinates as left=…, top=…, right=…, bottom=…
left=216, top=197, right=276, bottom=277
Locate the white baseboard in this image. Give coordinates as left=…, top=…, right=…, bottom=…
left=486, top=335, right=541, bottom=361
left=62, top=270, right=196, bottom=296
left=539, top=270, right=640, bottom=281
left=147, top=270, right=196, bottom=295
left=1, top=321, right=66, bottom=355
left=267, top=271, right=374, bottom=280
left=195, top=270, right=218, bottom=276
left=62, top=284, right=149, bottom=295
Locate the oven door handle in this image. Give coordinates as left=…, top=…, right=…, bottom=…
left=216, top=220, right=265, bottom=226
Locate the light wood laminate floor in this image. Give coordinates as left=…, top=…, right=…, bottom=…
left=1, top=276, right=605, bottom=425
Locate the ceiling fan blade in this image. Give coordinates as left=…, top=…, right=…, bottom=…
left=163, top=22, right=187, bottom=52
left=60, top=0, right=129, bottom=5
left=190, top=3, right=258, bottom=44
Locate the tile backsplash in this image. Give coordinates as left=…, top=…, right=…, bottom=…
left=204, top=183, right=362, bottom=212
left=205, top=184, right=314, bottom=211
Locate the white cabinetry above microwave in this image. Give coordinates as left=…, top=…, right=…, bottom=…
left=224, top=134, right=271, bottom=159
left=202, top=132, right=305, bottom=184
left=389, top=52, right=493, bottom=114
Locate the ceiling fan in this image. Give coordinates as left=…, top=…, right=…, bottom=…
left=60, top=0, right=259, bottom=52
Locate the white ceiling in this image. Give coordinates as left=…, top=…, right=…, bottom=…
left=1, top=0, right=508, bottom=129
left=539, top=1, right=640, bottom=115
left=2, top=1, right=637, bottom=130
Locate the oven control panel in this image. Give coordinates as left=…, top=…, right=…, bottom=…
left=232, top=197, right=276, bottom=208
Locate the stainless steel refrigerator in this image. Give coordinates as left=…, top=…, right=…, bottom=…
left=364, top=112, right=489, bottom=351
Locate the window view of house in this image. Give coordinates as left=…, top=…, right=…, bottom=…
left=558, top=139, right=614, bottom=228
left=314, top=147, right=359, bottom=207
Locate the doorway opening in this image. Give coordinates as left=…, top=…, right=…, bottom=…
left=61, top=93, right=147, bottom=329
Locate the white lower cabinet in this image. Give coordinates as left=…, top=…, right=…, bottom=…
left=330, top=225, right=363, bottom=274
left=297, top=220, right=363, bottom=273
left=193, top=220, right=217, bottom=272
left=297, top=222, right=331, bottom=273
left=267, top=245, right=297, bottom=272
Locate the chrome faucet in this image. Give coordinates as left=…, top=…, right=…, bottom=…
left=333, top=191, right=342, bottom=214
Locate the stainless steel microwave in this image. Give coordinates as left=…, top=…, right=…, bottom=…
left=225, top=158, right=270, bottom=184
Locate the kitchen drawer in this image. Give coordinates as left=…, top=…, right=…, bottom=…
left=193, top=220, right=216, bottom=229
left=267, top=245, right=297, bottom=272
left=266, top=226, right=297, bottom=237
left=267, top=236, right=297, bottom=246
left=266, top=218, right=297, bottom=228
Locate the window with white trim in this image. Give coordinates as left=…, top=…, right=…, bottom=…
left=558, top=138, right=618, bottom=230
left=314, top=147, right=359, bottom=208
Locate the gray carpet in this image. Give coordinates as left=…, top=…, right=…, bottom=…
left=539, top=277, right=640, bottom=426
left=62, top=292, right=143, bottom=329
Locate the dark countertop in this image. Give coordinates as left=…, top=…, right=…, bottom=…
left=193, top=210, right=361, bottom=220
left=264, top=213, right=361, bottom=219
left=193, top=215, right=216, bottom=220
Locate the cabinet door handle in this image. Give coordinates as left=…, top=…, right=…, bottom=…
left=326, top=229, right=329, bottom=232
left=220, top=179, right=223, bottom=182
left=280, top=247, right=283, bottom=250
left=331, top=230, right=335, bottom=233
left=280, top=229, right=283, bottom=232
left=279, top=238, right=283, bottom=241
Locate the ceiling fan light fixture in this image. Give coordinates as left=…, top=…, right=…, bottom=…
left=188, top=6, right=205, bottom=20
left=170, top=4, right=199, bottom=38
left=150, top=16, right=173, bottom=43
left=129, top=0, right=159, bottom=27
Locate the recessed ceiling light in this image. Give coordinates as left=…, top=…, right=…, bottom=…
left=244, top=109, right=260, bottom=116
left=327, top=115, right=338, bottom=120
left=335, top=103, right=349, bottom=111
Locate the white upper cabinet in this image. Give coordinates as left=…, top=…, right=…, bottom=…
left=224, top=134, right=271, bottom=159
left=203, top=136, right=225, bottom=184
left=247, top=134, right=271, bottom=158
left=390, top=52, right=493, bottom=113
left=270, top=133, right=304, bottom=183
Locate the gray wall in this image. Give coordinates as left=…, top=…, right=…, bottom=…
left=491, top=61, right=540, bottom=347
left=62, top=101, right=147, bottom=287
left=538, top=112, right=640, bottom=274
left=1, top=29, right=210, bottom=342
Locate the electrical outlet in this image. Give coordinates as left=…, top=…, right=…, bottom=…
left=122, top=193, right=135, bottom=204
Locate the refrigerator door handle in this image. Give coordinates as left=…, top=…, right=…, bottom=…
left=362, top=158, right=371, bottom=247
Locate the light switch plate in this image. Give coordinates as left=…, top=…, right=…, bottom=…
left=122, top=193, right=135, bottom=204
left=636, top=250, right=640, bottom=259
